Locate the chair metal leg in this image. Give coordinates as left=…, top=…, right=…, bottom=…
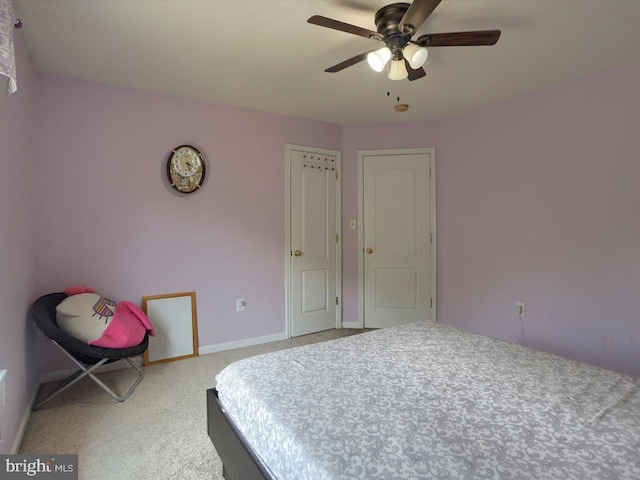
left=58, top=368, right=85, bottom=388
left=33, top=356, right=109, bottom=410
left=33, top=340, right=145, bottom=410
left=86, top=357, right=144, bottom=403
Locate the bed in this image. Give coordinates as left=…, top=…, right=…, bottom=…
left=206, top=321, right=640, bottom=479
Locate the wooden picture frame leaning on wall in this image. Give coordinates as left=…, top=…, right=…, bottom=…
left=142, top=291, right=199, bottom=365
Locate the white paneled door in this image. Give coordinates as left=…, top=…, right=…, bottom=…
left=289, top=147, right=340, bottom=337
left=361, top=150, right=434, bottom=328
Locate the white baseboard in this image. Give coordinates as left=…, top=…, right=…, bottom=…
left=198, top=332, right=287, bottom=355
left=38, top=356, right=144, bottom=385
left=34, top=331, right=289, bottom=390
left=11, top=326, right=360, bottom=452
left=11, top=355, right=145, bottom=453
left=12, top=332, right=288, bottom=452
left=342, top=322, right=362, bottom=329
left=10, top=381, right=39, bottom=454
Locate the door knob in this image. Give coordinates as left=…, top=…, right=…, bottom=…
left=294, top=250, right=303, bottom=257
left=366, top=247, right=373, bottom=254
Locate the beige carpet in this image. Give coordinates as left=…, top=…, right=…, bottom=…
left=20, top=328, right=366, bottom=480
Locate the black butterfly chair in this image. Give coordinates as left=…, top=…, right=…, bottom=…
left=30, top=292, right=149, bottom=410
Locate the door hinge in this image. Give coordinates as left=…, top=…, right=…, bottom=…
left=430, top=233, right=433, bottom=243
left=335, top=233, right=339, bottom=243
left=430, top=298, right=433, bottom=308
left=336, top=296, right=339, bottom=305
left=429, top=167, right=432, bottom=178
left=335, top=170, right=339, bottom=180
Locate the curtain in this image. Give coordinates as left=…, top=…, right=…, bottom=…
left=0, top=0, right=17, bottom=94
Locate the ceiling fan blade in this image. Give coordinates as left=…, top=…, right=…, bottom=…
left=398, top=0, right=442, bottom=35
left=325, top=51, right=374, bottom=73
left=404, top=58, right=426, bottom=81
left=308, top=15, right=381, bottom=40
left=416, top=30, right=501, bottom=47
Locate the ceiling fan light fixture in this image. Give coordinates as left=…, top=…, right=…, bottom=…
left=366, top=47, right=392, bottom=72
left=403, top=44, right=428, bottom=69
left=388, top=59, right=408, bottom=81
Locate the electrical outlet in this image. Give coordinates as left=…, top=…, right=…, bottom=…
left=236, top=298, right=246, bottom=312
left=516, top=302, right=525, bottom=317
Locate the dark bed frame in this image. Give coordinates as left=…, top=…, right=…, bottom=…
left=206, top=388, right=272, bottom=480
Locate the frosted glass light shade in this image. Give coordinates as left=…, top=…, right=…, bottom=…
left=366, top=47, right=392, bottom=72
left=388, top=59, right=408, bottom=80
left=403, top=44, right=428, bottom=69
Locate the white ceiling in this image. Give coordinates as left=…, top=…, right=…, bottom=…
left=12, top=0, right=640, bottom=125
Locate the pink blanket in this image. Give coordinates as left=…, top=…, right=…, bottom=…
left=89, top=301, right=155, bottom=348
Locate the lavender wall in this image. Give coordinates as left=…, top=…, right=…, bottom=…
left=2, top=35, right=638, bottom=457
left=34, top=60, right=640, bottom=378
left=343, top=61, right=640, bottom=377
left=436, top=61, right=640, bottom=377
left=33, top=76, right=341, bottom=372
left=0, top=31, right=39, bottom=453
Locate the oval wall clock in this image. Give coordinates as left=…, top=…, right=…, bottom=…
left=166, top=145, right=206, bottom=194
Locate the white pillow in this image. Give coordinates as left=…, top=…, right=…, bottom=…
left=56, top=293, right=116, bottom=344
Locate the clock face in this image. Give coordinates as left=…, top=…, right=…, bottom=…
left=167, top=145, right=206, bottom=193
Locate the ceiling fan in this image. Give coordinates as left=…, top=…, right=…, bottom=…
left=308, top=0, right=501, bottom=81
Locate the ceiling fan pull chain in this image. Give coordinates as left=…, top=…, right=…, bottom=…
left=386, top=61, right=391, bottom=97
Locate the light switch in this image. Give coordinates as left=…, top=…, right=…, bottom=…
left=349, top=219, right=356, bottom=229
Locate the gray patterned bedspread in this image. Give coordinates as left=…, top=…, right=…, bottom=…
left=215, top=322, right=640, bottom=479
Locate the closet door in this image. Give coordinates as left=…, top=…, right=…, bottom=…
left=362, top=151, right=433, bottom=328
left=289, top=148, right=339, bottom=336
